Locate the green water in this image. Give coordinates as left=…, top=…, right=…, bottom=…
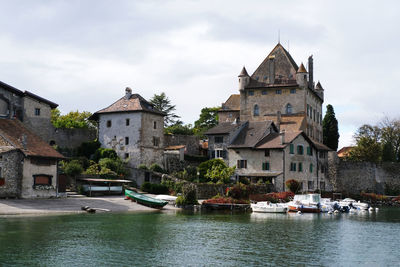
left=0, top=208, right=399, bottom=266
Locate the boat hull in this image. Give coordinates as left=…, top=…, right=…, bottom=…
left=251, top=203, right=287, bottom=213
left=288, top=205, right=320, bottom=213
left=125, top=189, right=168, bottom=208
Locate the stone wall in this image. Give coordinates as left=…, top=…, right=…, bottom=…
left=195, top=183, right=274, bottom=199
left=328, top=152, right=400, bottom=195
left=0, top=150, right=24, bottom=198
left=164, top=134, right=200, bottom=155
left=49, top=128, right=97, bottom=149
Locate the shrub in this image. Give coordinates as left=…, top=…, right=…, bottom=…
left=84, top=162, right=100, bottom=175
left=175, top=196, right=185, bottom=206
left=138, top=164, right=148, bottom=170
left=239, top=177, right=250, bottom=185
left=203, top=197, right=249, bottom=204
left=286, top=179, right=301, bottom=193
left=226, top=183, right=249, bottom=200
left=149, top=163, right=165, bottom=173
left=76, top=140, right=101, bottom=159
left=140, top=182, right=169, bottom=194
left=250, top=192, right=294, bottom=203
left=93, top=148, right=117, bottom=162
left=198, top=159, right=226, bottom=180
left=162, top=180, right=185, bottom=195
left=63, top=160, right=83, bottom=177
left=98, top=157, right=129, bottom=176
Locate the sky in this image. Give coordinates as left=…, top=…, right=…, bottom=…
left=1, top=0, right=400, bottom=148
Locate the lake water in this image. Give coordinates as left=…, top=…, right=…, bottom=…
left=1, top=207, right=399, bottom=266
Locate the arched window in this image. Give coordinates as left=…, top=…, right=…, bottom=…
left=253, top=105, right=259, bottom=116
left=286, top=103, right=292, bottom=114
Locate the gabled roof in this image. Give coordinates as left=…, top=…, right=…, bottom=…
left=91, top=93, right=165, bottom=120
left=0, top=80, right=58, bottom=109
left=220, top=94, right=240, bottom=111
left=205, top=121, right=245, bottom=135
left=264, top=114, right=306, bottom=132
left=0, top=119, right=64, bottom=159
left=229, top=121, right=274, bottom=148
left=256, top=131, right=303, bottom=149
left=337, top=146, right=353, bottom=157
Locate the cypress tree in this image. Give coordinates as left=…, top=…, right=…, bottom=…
left=322, top=104, right=340, bottom=150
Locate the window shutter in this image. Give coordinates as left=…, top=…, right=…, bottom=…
left=212, top=150, right=215, bottom=158
left=290, top=144, right=294, bottom=154
left=222, top=150, right=226, bottom=159
left=237, top=160, right=240, bottom=168
left=266, top=162, right=270, bottom=170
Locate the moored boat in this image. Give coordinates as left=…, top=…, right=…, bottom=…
left=251, top=202, right=288, bottom=213
left=287, top=194, right=321, bottom=213
left=125, top=189, right=168, bottom=208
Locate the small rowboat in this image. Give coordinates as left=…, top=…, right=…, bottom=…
left=125, top=189, right=168, bottom=208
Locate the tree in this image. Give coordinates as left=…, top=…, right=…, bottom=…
left=51, top=109, right=95, bottom=129
left=164, top=122, right=195, bottom=135
left=347, top=124, right=382, bottom=163
left=322, top=104, right=340, bottom=150
left=193, top=107, right=219, bottom=136
left=285, top=179, right=301, bottom=194
left=380, top=117, right=400, bottom=162
left=149, top=92, right=180, bottom=127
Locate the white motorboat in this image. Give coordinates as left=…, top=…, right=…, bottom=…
left=251, top=201, right=288, bottom=213
left=339, top=198, right=369, bottom=210
left=155, top=195, right=178, bottom=204
left=287, top=194, right=321, bottom=213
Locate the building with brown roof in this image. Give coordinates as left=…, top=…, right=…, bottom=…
left=207, top=43, right=332, bottom=191
left=91, top=87, right=166, bottom=168
left=0, top=118, right=64, bottom=198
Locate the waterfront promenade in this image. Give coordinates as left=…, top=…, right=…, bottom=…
left=0, top=195, right=179, bottom=215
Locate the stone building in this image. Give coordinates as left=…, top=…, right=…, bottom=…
left=207, top=43, right=331, bottom=192
left=0, top=118, right=64, bottom=198
left=91, top=87, right=165, bottom=168
left=0, top=80, right=96, bottom=150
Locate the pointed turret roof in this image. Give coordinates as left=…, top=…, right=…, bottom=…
left=297, top=63, right=307, bottom=73
left=315, top=81, right=323, bottom=90
left=238, top=66, right=249, bottom=77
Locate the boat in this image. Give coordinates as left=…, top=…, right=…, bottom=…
left=125, top=189, right=168, bottom=208
left=339, top=198, right=369, bottom=211
left=154, top=195, right=178, bottom=204
left=251, top=201, right=287, bottom=213
left=287, top=194, right=321, bottom=213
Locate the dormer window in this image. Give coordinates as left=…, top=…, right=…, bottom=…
left=253, top=105, right=259, bottom=116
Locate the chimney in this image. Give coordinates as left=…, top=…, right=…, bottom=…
left=125, top=87, right=132, bottom=99
left=276, top=111, right=281, bottom=131
left=21, top=134, right=27, bottom=149
left=308, top=55, right=313, bottom=89
left=280, top=130, right=285, bottom=145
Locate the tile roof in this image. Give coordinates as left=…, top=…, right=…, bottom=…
left=165, top=145, right=185, bottom=150
left=220, top=94, right=240, bottom=111
left=229, top=121, right=274, bottom=148
left=312, top=141, right=332, bottom=151
left=337, top=146, right=354, bottom=157
left=256, top=131, right=303, bottom=149
left=91, top=93, right=165, bottom=120
left=297, top=63, right=307, bottom=73
left=0, top=119, right=64, bottom=159
left=263, top=114, right=306, bottom=132
left=205, top=121, right=245, bottom=135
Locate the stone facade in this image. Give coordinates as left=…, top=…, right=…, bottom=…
left=0, top=150, right=24, bottom=198
left=164, top=134, right=200, bottom=155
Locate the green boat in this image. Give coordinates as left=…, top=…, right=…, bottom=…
left=125, top=189, right=168, bottom=208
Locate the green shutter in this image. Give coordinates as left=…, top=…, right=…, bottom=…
left=266, top=162, right=270, bottom=170
left=307, top=146, right=310, bottom=155
left=290, top=144, right=294, bottom=154
left=299, top=163, right=303, bottom=172
left=310, top=163, right=313, bottom=173
left=262, top=162, right=265, bottom=170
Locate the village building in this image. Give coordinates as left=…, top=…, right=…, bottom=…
left=91, top=87, right=165, bottom=168
left=0, top=119, right=64, bottom=198
left=207, top=43, right=331, bottom=192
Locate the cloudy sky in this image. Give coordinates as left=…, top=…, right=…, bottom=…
left=1, top=0, right=399, bottom=148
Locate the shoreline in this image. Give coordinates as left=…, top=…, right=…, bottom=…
left=0, top=195, right=180, bottom=216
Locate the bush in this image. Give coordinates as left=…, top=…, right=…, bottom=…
left=98, top=157, right=129, bottom=177
left=149, top=163, right=165, bottom=173
left=203, top=197, right=249, bottom=204
left=226, top=183, right=250, bottom=200
left=286, top=179, right=301, bottom=193
left=141, top=182, right=152, bottom=193
left=175, top=196, right=185, bottom=206
left=181, top=183, right=198, bottom=205
left=84, top=162, right=100, bottom=175
left=138, top=164, right=148, bottom=170
left=77, top=140, right=101, bottom=159
left=64, top=160, right=84, bottom=177
left=239, top=177, right=250, bottom=185
left=250, top=192, right=294, bottom=203
left=184, top=154, right=208, bottom=163
left=140, top=182, right=169, bottom=194
left=93, top=148, right=117, bottom=162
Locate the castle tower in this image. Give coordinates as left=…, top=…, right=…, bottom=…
left=238, top=66, right=250, bottom=91
left=296, top=63, right=308, bottom=87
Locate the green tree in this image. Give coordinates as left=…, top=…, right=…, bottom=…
left=347, top=124, right=382, bottom=163
left=380, top=117, right=400, bottom=162
left=322, top=104, right=340, bottom=150
left=164, top=122, right=194, bottom=135
left=51, top=108, right=95, bottom=129
left=149, top=92, right=180, bottom=127
left=205, top=163, right=235, bottom=184
left=194, top=107, right=219, bottom=136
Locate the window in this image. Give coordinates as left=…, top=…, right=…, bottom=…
left=262, top=162, right=270, bottom=171
left=320, top=114, right=322, bottom=125
left=264, top=149, right=270, bottom=157
left=215, top=149, right=226, bottom=159
left=145, top=172, right=150, bottom=182
left=215, top=136, right=224, bottom=143
left=308, top=181, right=314, bottom=190
left=126, top=119, right=130, bottom=126
left=154, top=121, right=157, bottom=129
left=310, top=163, right=313, bottom=173
left=237, top=160, right=247, bottom=169
left=290, top=89, right=296, bottom=94
left=263, top=76, right=268, bottom=81
left=125, top=153, right=129, bottom=159
left=33, top=175, right=52, bottom=186
left=317, top=112, right=320, bottom=123
left=107, top=120, right=112, bottom=128
left=286, top=103, right=292, bottom=114
left=253, top=105, right=259, bottom=116
left=313, top=110, right=316, bottom=121
left=307, top=104, right=309, bottom=116
left=34, top=108, right=40, bottom=116
left=290, top=162, right=296, bottom=171
left=307, top=146, right=313, bottom=156
left=297, top=145, right=304, bottom=155
left=0, top=167, right=4, bottom=186
left=153, top=136, right=160, bottom=147
left=125, top=137, right=129, bottom=145
left=298, top=162, right=303, bottom=172
left=255, top=76, right=259, bottom=81
left=276, top=89, right=282, bottom=94
left=262, top=90, right=267, bottom=95
left=248, top=91, right=254, bottom=96
left=289, top=144, right=294, bottom=154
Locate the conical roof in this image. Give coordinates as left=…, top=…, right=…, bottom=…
left=297, top=63, right=307, bottom=73
left=238, top=66, right=249, bottom=77
left=315, top=81, right=323, bottom=90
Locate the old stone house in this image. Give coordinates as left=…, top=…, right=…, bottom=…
left=91, top=87, right=165, bottom=168
left=207, top=43, right=331, bottom=192
left=0, top=118, right=64, bottom=198
left=0, top=80, right=96, bottom=150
